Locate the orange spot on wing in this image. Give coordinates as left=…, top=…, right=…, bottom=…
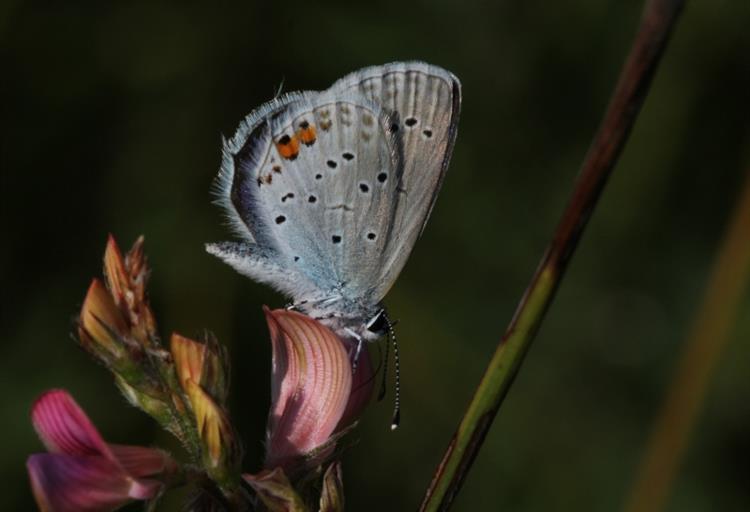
left=276, top=135, right=299, bottom=160
left=297, top=124, right=317, bottom=146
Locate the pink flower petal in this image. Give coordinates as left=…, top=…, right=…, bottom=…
left=108, top=445, right=175, bottom=478
left=28, top=390, right=175, bottom=511
left=264, top=308, right=352, bottom=471
left=31, top=390, right=116, bottom=462
left=338, top=338, right=375, bottom=430
left=126, top=479, right=162, bottom=500
left=27, top=453, right=160, bottom=512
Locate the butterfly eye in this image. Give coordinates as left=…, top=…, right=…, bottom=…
left=366, top=309, right=388, bottom=335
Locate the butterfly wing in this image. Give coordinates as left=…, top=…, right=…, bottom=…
left=329, top=62, right=461, bottom=301
left=208, top=90, right=404, bottom=305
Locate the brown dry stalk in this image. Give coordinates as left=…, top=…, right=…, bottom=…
left=419, top=1, right=686, bottom=510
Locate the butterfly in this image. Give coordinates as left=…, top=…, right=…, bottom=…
left=207, top=61, right=461, bottom=347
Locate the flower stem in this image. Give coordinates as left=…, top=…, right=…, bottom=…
left=622, top=168, right=750, bottom=512
left=419, top=1, right=686, bottom=510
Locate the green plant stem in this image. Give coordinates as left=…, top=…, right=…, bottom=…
left=419, top=1, right=685, bottom=510
left=622, top=168, right=750, bottom=512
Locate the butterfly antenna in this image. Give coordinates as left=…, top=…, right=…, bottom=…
left=351, top=336, right=363, bottom=373
left=378, top=327, right=391, bottom=402
left=385, top=314, right=401, bottom=430
left=273, top=77, right=286, bottom=99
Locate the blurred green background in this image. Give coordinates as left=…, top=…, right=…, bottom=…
left=2, top=1, right=749, bottom=510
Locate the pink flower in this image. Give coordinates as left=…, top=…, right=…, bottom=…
left=338, top=337, right=375, bottom=430
left=262, top=308, right=374, bottom=475
left=26, top=389, right=176, bottom=512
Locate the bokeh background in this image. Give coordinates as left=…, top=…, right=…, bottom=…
left=2, top=1, right=749, bottom=510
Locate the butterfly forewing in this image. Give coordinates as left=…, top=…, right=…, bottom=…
left=330, top=62, right=461, bottom=300
left=217, top=92, right=403, bottom=303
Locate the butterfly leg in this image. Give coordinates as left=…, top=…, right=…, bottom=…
left=343, top=328, right=364, bottom=373
left=285, top=300, right=308, bottom=311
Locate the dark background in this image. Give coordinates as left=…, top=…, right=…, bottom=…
left=2, top=1, right=749, bottom=510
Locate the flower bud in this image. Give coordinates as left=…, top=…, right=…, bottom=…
left=243, top=468, right=306, bottom=512
left=78, top=279, right=129, bottom=363
left=319, top=461, right=345, bottom=512
left=103, top=234, right=157, bottom=345
left=184, top=379, right=240, bottom=489
left=171, top=333, right=229, bottom=406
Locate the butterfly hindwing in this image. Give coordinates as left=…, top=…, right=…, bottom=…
left=213, top=92, right=305, bottom=245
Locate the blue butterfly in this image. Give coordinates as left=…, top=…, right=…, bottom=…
left=207, top=62, right=461, bottom=348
